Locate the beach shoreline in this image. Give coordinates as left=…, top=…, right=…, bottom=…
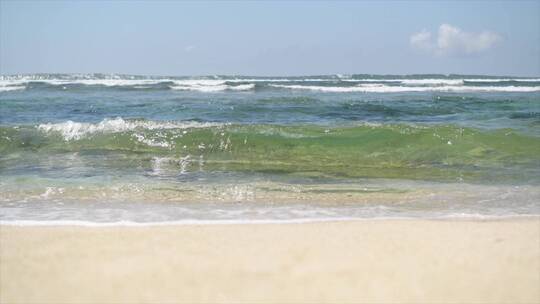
left=1, top=218, right=539, bottom=303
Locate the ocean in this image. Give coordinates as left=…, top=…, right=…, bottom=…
left=1, top=74, right=539, bottom=225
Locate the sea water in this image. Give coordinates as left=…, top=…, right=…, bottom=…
left=1, top=74, right=539, bottom=225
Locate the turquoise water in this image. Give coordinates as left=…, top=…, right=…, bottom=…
left=1, top=74, right=539, bottom=224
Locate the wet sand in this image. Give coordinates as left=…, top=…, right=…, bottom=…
left=1, top=219, right=539, bottom=303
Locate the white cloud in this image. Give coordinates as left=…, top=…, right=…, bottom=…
left=184, top=45, right=196, bottom=52
left=410, top=24, right=501, bottom=56
left=410, top=30, right=433, bottom=51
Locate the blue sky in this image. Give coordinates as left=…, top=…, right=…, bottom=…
left=1, top=1, right=539, bottom=76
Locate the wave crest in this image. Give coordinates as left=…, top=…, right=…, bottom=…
left=37, top=117, right=225, bottom=141
left=1, top=74, right=539, bottom=93
left=169, top=80, right=255, bottom=92
left=269, top=84, right=540, bottom=93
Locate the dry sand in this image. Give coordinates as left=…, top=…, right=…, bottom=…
left=1, top=219, right=539, bottom=303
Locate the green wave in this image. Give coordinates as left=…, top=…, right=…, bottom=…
left=1, top=123, right=539, bottom=182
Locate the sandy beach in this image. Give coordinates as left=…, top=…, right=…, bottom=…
left=1, top=219, right=539, bottom=303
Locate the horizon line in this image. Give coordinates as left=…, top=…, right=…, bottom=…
left=1, top=72, right=540, bottom=78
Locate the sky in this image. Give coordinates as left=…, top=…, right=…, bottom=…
left=1, top=1, right=539, bottom=76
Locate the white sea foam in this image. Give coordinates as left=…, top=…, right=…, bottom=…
left=170, top=79, right=228, bottom=92
left=0, top=218, right=361, bottom=227
left=222, top=78, right=331, bottom=83
left=1, top=214, right=537, bottom=227
left=0, top=85, right=25, bottom=92
left=401, top=79, right=464, bottom=85
left=269, top=84, right=540, bottom=93
left=169, top=80, right=255, bottom=92
left=0, top=77, right=171, bottom=87
left=1, top=74, right=539, bottom=92
left=229, top=83, right=256, bottom=90
left=37, top=117, right=224, bottom=141
left=463, top=78, right=540, bottom=82
left=344, top=79, right=465, bottom=85
left=72, top=79, right=170, bottom=86
left=341, top=78, right=540, bottom=85
left=0, top=78, right=29, bottom=91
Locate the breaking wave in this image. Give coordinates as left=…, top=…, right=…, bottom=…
left=2, top=118, right=539, bottom=182
left=168, top=80, right=255, bottom=92
left=1, top=74, right=539, bottom=93
left=0, top=76, right=257, bottom=92
left=269, top=84, right=540, bottom=92
left=37, top=117, right=225, bottom=140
